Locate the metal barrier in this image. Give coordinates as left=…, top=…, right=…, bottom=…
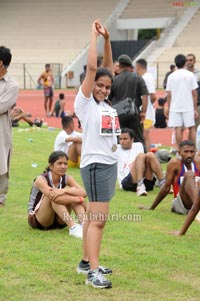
left=9, top=63, right=63, bottom=89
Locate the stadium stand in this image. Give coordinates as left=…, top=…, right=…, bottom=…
left=154, top=6, right=200, bottom=88
left=0, top=0, right=120, bottom=87
left=1, top=0, right=200, bottom=88
left=119, top=0, right=185, bottom=19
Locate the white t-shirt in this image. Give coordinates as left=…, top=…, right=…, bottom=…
left=74, top=87, right=119, bottom=168
left=143, top=72, right=156, bottom=123
left=166, top=69, right=198, bottom=112
left=117, top=142, right=144, bottom=187
left=54, top=130, right=82, bottom=154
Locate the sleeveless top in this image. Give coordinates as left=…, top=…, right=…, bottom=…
left=28, top=171, right=67, bottom=213
left=173, top=161, right=200, bottom=198
left=155, top=108, right=167, bottom=128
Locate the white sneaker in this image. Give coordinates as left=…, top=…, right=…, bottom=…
left=137, top=183, right=147, bottom=197
left=86, top=269, right=112, bottom=288
left=69, top=224, right=83, bottom=239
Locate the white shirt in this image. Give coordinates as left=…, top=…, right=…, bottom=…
left=74, top=87, right=119, bottom=168
left=54, top=130, right=82, bottom=154
left=143, top=72, right=156, bottom=123
left=166, top=69, right=198, bottom=112
left=117, top=142, right=144, bottom=187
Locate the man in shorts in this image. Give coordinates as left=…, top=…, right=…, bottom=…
left=166, top=54, right=198, bottom=151
left=139, top=140, right=200, bottom=235
left=135, top=58, right=157, bottom=152
left=37, top=64, right=54, bottom=115
left=117, top=128, right=165, bottom=196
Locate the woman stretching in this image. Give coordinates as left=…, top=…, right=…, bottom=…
left=74, top=20, right=119, bottom=288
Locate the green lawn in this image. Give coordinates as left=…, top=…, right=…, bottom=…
left=0, top=125, right=200, bottom=301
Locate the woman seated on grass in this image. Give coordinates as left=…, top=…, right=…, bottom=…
left=28, top=151, right=87, bottom=239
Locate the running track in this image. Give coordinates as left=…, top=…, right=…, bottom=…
left=17, top=89, right=188, bottom=147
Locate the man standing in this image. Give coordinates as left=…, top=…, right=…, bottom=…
left=186, top=53, right=200, bottom=129
left=166, top=54, right=198, bottom=151
left=37, top=64, right=54, bottom=115
left=163, top=64, right=176, bottom=90
left=135, top=58, right=157, bottom=151
left=109, top=54, right=148, bottom=151
left=139, top=140, right=200, bottom=236
left=0, top=46, right=18, bottom=206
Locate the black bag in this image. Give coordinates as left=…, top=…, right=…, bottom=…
left=112, top=74, right=138, bottom=119
left=113, top=97, right=138, bottom=119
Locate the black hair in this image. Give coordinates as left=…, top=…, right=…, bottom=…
left=136, top=58, right=147, bottom=69
left=45, top=64, right=50, bottom=68
left=61, top=115, right=73, bottom=129
left=121, top=128, right=134, bottom=139
left=44, top=151, right=68, bottom=172
left=95, top=67, right=113, bottom=82
left=174, top=54, right=186, bottom=68
left=48, top=150, right=68, bottom=164
left=0, top=46, right=12, bottom=67
left=180, top=140, right=195, bottom=149
left=59, top=93, right=65, bottom=100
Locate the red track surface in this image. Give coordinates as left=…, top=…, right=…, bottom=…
left=17, top=89, right=188, bottom=147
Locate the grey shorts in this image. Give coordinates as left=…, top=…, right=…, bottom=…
left=171, top=193, right=189, bottom=215
left=80, top=162, right=117, bottom=202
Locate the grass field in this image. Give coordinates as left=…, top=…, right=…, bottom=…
left=0, top=125, right=200, bottom=301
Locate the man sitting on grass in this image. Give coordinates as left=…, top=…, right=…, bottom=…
left=11, top=106, right=43, bottom=127
left=117, top=128, right=165, bottom=196
left=54, top=116, right=82, bottom=167
left=139, top=140, right=200, bottom=236
left=47, top=93, right=69, bottom=118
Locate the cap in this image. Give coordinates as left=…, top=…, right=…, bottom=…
left=118, top=54, right=133, bottom=66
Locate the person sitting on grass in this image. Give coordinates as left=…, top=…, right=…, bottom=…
left=28, top=151, right=87, bottom=239
left=11, top=106, right=43, bottom=127
left=47, top=93, right=69, bottom=118
left=117, top=128, right=165, bottom=196
left=54, top=116, right=82, bottom=167
left=138, top=140, right=200, bottom=236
